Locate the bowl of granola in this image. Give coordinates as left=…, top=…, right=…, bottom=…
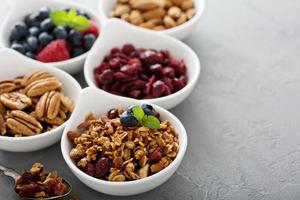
left=0, top=48, right=81, bottom=152
left=61, top=87, right=187, bottom=196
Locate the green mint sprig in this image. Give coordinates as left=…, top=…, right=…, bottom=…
left=50, top=9, right=89, bottom=31
left=132, top=106, right=160, bottom=129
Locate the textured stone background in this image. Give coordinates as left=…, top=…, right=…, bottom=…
left=1, top=0, right=300, bottom=199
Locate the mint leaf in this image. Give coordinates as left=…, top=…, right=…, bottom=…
left=50, top=9, right=90, bottom=31
left=133, top=106, right=144, bottom=122
left=68, top=9, right=77, bottom=18
left=50, top=10, right=69, bottom=26
left=143, top=116, right=160, bottom=129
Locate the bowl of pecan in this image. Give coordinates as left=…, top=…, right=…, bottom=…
left=61, top=87, right=187, bottom=196
left=0, top=0, right=102, bottom=74
left=0, top=49, right=81, bottom=152
left=84, top=19, right=200, bottom=109
left=98, top=0, right=205, bottom=39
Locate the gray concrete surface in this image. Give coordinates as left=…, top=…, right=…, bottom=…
left=1, top=0, right=300, bottom=199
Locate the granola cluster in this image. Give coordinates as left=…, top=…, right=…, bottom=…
left=68, top=108, right=179, bottom=182
left=0, top=71, right=74, bottom=137
left=15, top=163, right=70, bottom=198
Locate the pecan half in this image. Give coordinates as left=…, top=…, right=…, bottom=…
left=0, top=80, right=17, bottom=94
left=0, top=92, right=32, bottom=110
left=36, top=91, right=61, bottom=120
left=0, top=114, right=6, bottom=135
left=22, top=71, right=53, bottom=86
left=60, top=94, right=74, bottom=112
left=0, top=101, right=6, bottom=114
left=24, top=77, right=62, bottom=97
left=6, top=110, right=43, bottom=136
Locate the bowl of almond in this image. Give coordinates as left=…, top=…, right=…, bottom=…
left=98, top=0, right=205, bottom=39
left=0, top=48, right=81, bottom=152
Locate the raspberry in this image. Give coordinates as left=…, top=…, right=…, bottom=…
left=37, top=39, right=70, bottom=62
left=82, top=21, right=99, bottom=37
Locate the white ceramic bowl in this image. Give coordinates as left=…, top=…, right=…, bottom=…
left=61, top=87, right=187, bottom=196
left=0, top=0, right=102, bottom=75
left=0, top=49, right=81, bottom=152
left=84, top=19, right=200, bottom=110
left=98, top=0, right=205, bottom=40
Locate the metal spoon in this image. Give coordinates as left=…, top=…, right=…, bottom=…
left=0, top=165, right=72, bottom=200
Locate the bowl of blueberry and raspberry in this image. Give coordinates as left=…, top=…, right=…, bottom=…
left=0, top=0, right=101, bottom=74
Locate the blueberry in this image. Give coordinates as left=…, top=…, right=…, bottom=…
left=11, top=43, right=25, bottom=54
left=83, top=34, right=96, bottom=50
left=68, top=29, right=82, bottom=46
left=38, top=32, right=53, bottom=46
left=25, top=51, right=36, bottom=59
left=26, top=13, right=41, bottom=27
left=141, top=104, right=156, bottom=116
left=10, top=23, right=28, bottom=40
left=71, top=47, right=85, bottom=57
left=40, top=18, right=53, bottom=32
left=26, top=36, right=38, bottom=52
left=120, top=111, right=139, bottom=127
left=28, top=27, right=40, bottom=37
left=53, top=26, right=67, bottom=39
left=38, top=6, right=50, bottom=20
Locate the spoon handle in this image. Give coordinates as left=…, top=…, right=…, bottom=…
left=0, top=165, right=20, bottom=182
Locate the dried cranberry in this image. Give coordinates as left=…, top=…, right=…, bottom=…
left=107, top=108, right=118, bottom=119
left=96, top=69, right=114, bottom=85
left=47, top=179, right=65, bottom=196
left=114, top=72, right=137, bottom=82
left=122, top=44, right=135, bottom=55
left=120, top=64, right=140, bottom=75
left=86, top=163, right=95, bottom=177
left=17, top=172, right=35, bottom=185
left=95, top=157, right=112, bottom=178
left=18, top=183, right=41, bottom=197
left=110, top=47, right=121, bottom=54
left=129, top=90, right=142, bottom=98
left=140, top=50, right=164, bottom=64
left=152, top=80, right=167, bottom=98
left=149, top=147, right=163, bottom=163
left=172, top=78, right=184, bottom=91
left=93, top=44, right=188, bottom=99
left=163, top=66, right=175, bottom=78
left=109, top=58, right=121, bottom=69
left=120, top=79, right=146, bottom=93
left=149, top=64, right=164, bottom=76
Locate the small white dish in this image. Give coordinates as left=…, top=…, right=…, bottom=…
left=98, top=0, right=205, bottom=40
left=61, top=87, right=187, bottom=196
left=84, top=19, right=200, bottom=109
left=0, top=0, right=102, bottom=75
left=0, top=49, right=81, bottom=152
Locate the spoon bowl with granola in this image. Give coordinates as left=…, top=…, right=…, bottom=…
left=61, top=87, right=187, bottom=196
left=0, top=163, right=71, bottom=199
left=0, top=49, right=81, bottom=152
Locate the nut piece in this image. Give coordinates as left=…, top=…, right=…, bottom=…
left=36, top=91, right=61, bottom=120
left=22, top=71, right=53, bottom=87
left=113, top=4, right=131, bottom=17
left=186, top=8, right=196, bottom=19
left=24, top=77, right=62, bottom=97
left=0, top=114, right=6, bottom=135
left=0, top=92, right=32, bottom=110
left=6, top=110, right=43, bottom=136
left=60, top=94, right=74, bottom=113
left=129, top=10, right=144, bottom=25
left=167, top=6, right=181, bottom=19
left=142, top=8, right=166, bottom=20
left=163, top=15, right=177, bottom=28
left=181, top=0, right=193, bottom=10
left=0, top=80, right=17, bottom=94
left=130, top=0, right=160, bottom=10
left=177, top=13, right=187, bottom=25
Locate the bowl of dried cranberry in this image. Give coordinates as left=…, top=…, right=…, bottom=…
left=61, top=87, right=187, bottom=196
left=84, top=19, right=200, bottom=109
left=0, top=0, right=102, bottom=74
